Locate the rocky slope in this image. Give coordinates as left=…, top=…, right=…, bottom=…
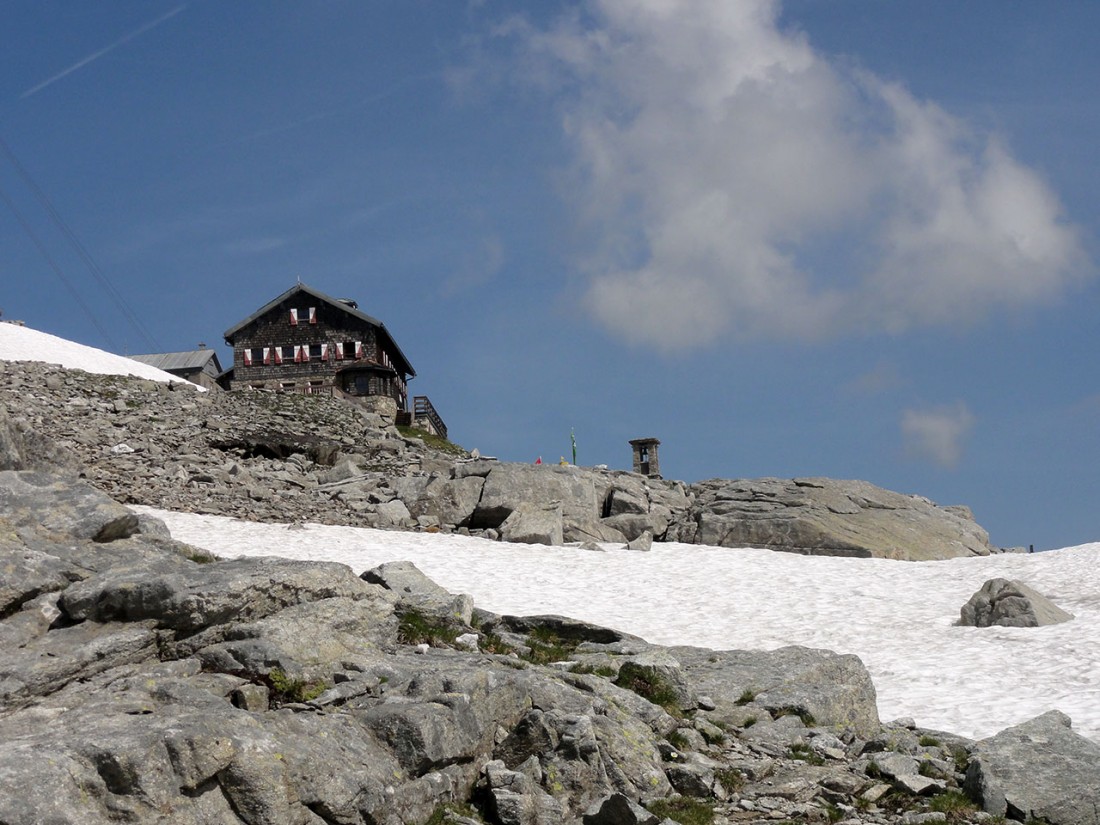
left=2, top=359, right=1098, bottom=823
left=3, top=449, right=1099, bottom=823
left=1, top=359, right=993, bottom=560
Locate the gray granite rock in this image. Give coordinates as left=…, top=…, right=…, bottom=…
left=1, top=361, right=996, bottom=560
left=1, top=358, right=1086, bottom=825
left=959, top=577, right=1074, bottom=627
left=473, top=463, right=598, bottom=532
left=500, top=501, right=565, bottom=546
left=966, top=710, right=1100, bottom=824
left=686, top=476, right=992, bottom=559
left=671, top=644, right=882, bottom=738
left=362, top=559, right=474, bottom=625
left=59, top=555, right=378, bottom=631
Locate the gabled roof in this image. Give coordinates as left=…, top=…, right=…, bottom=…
left=130, top=349, right=223, bottom=373
left=222, top=282, right=415, bottom=377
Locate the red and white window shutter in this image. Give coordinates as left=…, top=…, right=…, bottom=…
left=242, top=349, right=253, bottom=366
left=308, top=307, right=317, bottom=324
left=289, top=308, right=299, bottom=326
left=334, top=342, right=344, bottom=360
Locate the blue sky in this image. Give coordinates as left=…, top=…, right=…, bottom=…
left=2, top=1, right=1097, bottom=550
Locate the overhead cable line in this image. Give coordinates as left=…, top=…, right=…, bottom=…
left=0, top=179, right=120, bottom=351
left=0, top=133, right=161, bottom=352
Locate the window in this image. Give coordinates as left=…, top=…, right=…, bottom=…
left=249, top=347, right=263, bottom=365
left=282, top=345, right=295, bottom=363
left=309, top=343, right=323, bottom=360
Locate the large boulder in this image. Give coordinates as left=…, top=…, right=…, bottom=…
left=0, top=470, right=140, bottom=543
left=500, top=502, right=564, bottom=546
left=563, top=519, right=628, bottom=544
left=601, top=512, right=668, bottom=542
left=181, top=594, right=399, bottom=682
left=965, top=710, right=1100, bottom=824
left=670, top=644, right=881, bottom=738
left=0, top=540, right=81, bottom=617
left=59, top=555, right=381, bottom=631
left=0, top=617, right=160, bottom=703
left=0, top=407, right=79, bottom=473
left=684, top=477, right=992, bottom=560
left=395, top=474, right=486, bottom=528
left=959, top=578, right=1074, bottom=627
left=471, top=464, right=599, bottom=531
left=362, top=559, right=474, bottom=625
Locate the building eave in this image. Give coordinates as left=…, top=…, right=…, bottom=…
left=222, top=282, right=416, bottom=377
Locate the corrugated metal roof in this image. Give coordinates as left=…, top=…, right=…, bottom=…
left=129, top=350, right=221, bottom=372
left=221, top=282, right=416, bottom=377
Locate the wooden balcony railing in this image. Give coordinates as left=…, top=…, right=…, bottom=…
left=412, top=395, right=447, bottom=440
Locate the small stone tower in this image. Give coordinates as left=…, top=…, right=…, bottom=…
left=629, top=437, right=661, bottom=478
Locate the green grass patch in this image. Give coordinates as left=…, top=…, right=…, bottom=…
left=569, top=663, right=616, bottom=678
left=479, top=632, right=514, bottom=656
left=614, top=663, right=684, bottom=717
left=645, top=797, right=714, bottom=825
left=521, top=626, right=579, bottom=665
left=919, top=760, right=951, bottom=780
left=735, top=688, right=756, bottom=705
left=422, top=801, right=481, bottom=825
left=772, top=706, right=817, bottom=727
left=788, top=743, right=825, bottom=765
left=699, top=726, right=726, bottom=746
left=951, top=745, right=970, bottom=773
left=714, top=767, right=744, bottom=793
left=928, top=789, right=977, bottom=819
left=397, top=425, right=467, bottom=456
left=397, top=608, right=460, bottom=647
left=181, top=545, right=218, bottom=564
left=918, top=734, right=942, bottom=747
left=266, top=668, right=327, bottom=705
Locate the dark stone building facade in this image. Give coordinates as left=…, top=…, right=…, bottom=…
left=222, top=283, right=416, bottom=412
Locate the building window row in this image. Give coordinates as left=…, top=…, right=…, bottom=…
left=241, top=341, right=368, bottom=366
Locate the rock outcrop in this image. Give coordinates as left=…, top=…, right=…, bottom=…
left=0, top=359, right=996, bottom=560
left=965, top=710, right=1100, bottom=823
left=959, top=577, right=1074, bottom=627
left=0, top=402, right=1097, bottom=823
left=678, top=477, right=992, bottom=560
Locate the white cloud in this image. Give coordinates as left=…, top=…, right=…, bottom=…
left=901, top=403, right=975, bottom=469
left=507, top=0, right=1090, bottom=351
